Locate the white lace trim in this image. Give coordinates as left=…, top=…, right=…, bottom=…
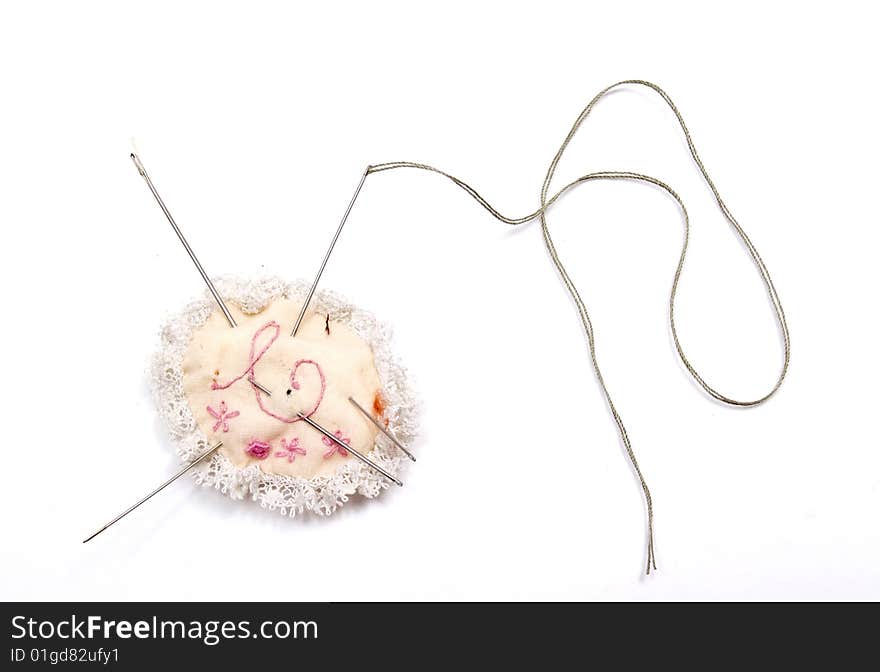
left=150, top=276, right=419, bottom=517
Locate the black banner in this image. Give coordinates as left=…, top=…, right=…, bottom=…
left=1, top=602, right=874, bottom=668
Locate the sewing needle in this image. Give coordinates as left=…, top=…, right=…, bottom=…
left=130, top=152, right=271, bottom=397
left=348, top=396, right=416, bottom=462
left=290, top=167, right=370, bottom=337
left=82, top=442, right=223, bottom=544
left=296, top=412, right=403, bottom=486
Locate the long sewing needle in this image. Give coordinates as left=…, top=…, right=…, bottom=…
left=296, top=413, right=403, bottom=486
left=290, top=167, right=370, bottom=337
left=130, top=152, right=271, bottom=397
left=83, top=442, right=223, bottom=544
left=348, top=396, right=416, bottom=462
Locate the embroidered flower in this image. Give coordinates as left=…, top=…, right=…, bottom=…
left=245, top=439, right=272, bottom=460
left=275, top=437, right=306, bottom=462
left=206, top=400, right=240, bottom=433
left=322, top=430, right=351, bottom=459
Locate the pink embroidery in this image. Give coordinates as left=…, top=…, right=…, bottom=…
left=211, top=320, right=327, bottom=424
left=322, top=430, right=351, bottom=459
left=212, top=321, right=281, bottom=391
left=275, top=437, right=306, bottom=462
left=255, top=358, right=326, bottom=423
left=206, top=400, right=239, bottom=433
left=245, top=440, right=272, bottom=460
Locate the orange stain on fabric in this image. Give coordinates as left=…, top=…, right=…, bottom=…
left=373, top=391, right=387, bottom=420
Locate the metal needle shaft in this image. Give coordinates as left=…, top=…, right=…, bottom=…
left=247, top=376, right=272, bottom=396
left=83, top=442, right=223, bottom=544
left=131, top=153, right=237, bottom=328
left=297, top=412, right=402, bottom=486
left=348, top=396, right=415, bottom=461
left=131, top=152, right=271, bottom=397
left=291, top=168, right=370, bottom=337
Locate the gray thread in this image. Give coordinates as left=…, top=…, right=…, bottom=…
left=367, top=80, right=790, bottom=574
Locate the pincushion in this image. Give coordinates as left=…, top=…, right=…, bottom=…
left=151, top=275, right=418, bottom=516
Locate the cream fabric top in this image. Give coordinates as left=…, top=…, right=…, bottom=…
left=182, top=298, right=383, bottom=479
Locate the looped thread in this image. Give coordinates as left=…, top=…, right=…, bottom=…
left=211, top=320, right=328, bottom=423
left=368, top=80, right=790, bottom=574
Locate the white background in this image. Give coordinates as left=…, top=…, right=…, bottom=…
left=1, top=1, right=877, bottom=601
